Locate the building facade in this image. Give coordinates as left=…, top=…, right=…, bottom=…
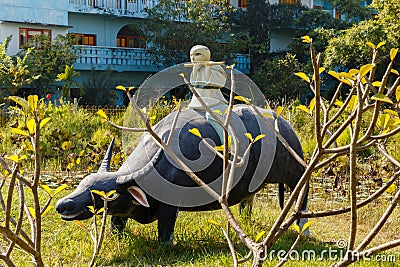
left=267, top=0, right=373, bottom=52
left=0, top=0, right=372, bottom=104
left=0, top=0, right=69, bottom=56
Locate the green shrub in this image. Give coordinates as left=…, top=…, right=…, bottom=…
left=1, top=97, right=126, bottom=173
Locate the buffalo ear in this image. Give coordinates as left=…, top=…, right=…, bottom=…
left=128, top=186, right=150, bottom=207
left=98, top=138, right=115, bottom=173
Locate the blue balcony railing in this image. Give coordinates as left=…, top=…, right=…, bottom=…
left=234, top=54, right=250, bottom=74
left=73, top=45, right=161, bottom=72
left=74, top=45, right=250, bottom=74
left=69, top=0, right=157, bottom=17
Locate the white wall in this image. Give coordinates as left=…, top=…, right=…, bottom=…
left=301, top=0, right=313, bottom=8
left=0, top=0, right=68, bottom=26
left=0, top=0, right=69, bottom=54
left=68, top=13, right=143, bottom=47
left=0, top=22, right=68, bottom=55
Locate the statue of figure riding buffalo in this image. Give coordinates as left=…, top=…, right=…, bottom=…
left=56, top=105, right=308, bottom=243
left=56, top=45, right=308, bottom=244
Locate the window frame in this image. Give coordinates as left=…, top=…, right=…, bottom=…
left=117, top=35, right=146, bottom=49
left=238, top=0, right=248, bottom=8
left=279, top=0, right=301, bottom=4
left=70, top=33, right=97, bottom=46
left=19, top=28, right=51, bottom=49
left=335, top=9, right=341, bottom=20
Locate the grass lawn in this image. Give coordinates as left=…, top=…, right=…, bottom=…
left=11, top=185, right=397, bottom=267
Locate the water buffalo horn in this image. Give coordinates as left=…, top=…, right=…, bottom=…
left=98, top=137, right=115, bottom=173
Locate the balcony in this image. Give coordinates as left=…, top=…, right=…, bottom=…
left=234, top=54, right=250, bottom=74
left=270, top=4, right=308, bottom=29
left=74, top=45, right=160, bottom=72
left=74, top=45, right=250, bottom=74
left=68, top=0, right=157, bottom=17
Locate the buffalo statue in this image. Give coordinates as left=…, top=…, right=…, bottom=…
left=56, top=105, right=308, bottom=243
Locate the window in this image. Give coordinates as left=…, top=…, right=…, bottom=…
left=335, top=9, right=341, bottom=20
left=117, top=25, right=146, bottom=48
left=238, top=0, right=248, bottom=8
left=117, top=36, right=146, bottom=48
left=19, top=28, right=51, bottom=48
left=279, top=0, right=301, bottom=4
left=70, top=33, right=97, bottom=46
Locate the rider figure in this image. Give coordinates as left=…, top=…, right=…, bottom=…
left=187, top=45, right=227, bottom=111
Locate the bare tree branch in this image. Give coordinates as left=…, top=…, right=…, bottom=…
left=356, top=174, right=400, bottom=251
left=106, top=120, right=147, bottom=133
left=300, top=169, right=400, bottom=219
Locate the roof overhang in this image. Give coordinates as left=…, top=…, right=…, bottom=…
left=0, top=20, right=71, bottom=28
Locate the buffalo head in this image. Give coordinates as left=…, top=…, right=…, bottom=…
left=55, top=138, right=149, bottom=221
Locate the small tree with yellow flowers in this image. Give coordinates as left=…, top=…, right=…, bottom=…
left=96, top=37, right=400, bottom=267
left=0, top=95, right=67, bottom=267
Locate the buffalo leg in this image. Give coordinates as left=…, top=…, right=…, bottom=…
left=278, top=183, right=285, bottom=210
left=297, top=182, right=310, bottom=236
left=290, top=182, right=310, bottom=236
left=157, top=204, right=179, bottom=244
left=110, top=216, right=128, bottom=234
left=238, top=196, right=254, bottom=220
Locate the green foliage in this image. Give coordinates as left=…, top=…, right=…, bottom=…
left=370, top=0, right=400, bottom=54
left=251, top=53, right=310, bottom=102
left=295, top=8, right=346, bottom=31
left=80, top=67, right=119, bottom=106
left=324, top=0, right=400, bottom=71
left=246, top=0, right=271, bottom=65
left=326, top=0, right=372, bottom=24
left=290, top=8, right=350, bottom=64
left=56, top=65, right=80, bottom=100
left=142, top=0, right=248, bottom=66
left=3, top=187, right=397, bottom=266
left=324, top=20, right=387, bottom=69
left=256, top=4, right=348, bottom=100
left=289, top=104, right=315, bottom=156
left=336, top=126, right=351, bottom=147
left=1, top=97, right=125, bottom=173
left=246, top=3, right=308, bottom=67
left=372, top=0, right=400, bottom=31
left=0, top=37, right=39, bottom=96
left=1, top=94, right=55, bottom=266
left=17, top=34, right=77, bottom=96
left=147, top=96, right=180, bottom=126
left=291, top=15, right=343, bottom=62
